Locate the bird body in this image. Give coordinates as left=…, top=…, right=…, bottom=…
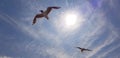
left=32, top=6, right=60, bottom=25
left=76, top=47, right=92, bottom=52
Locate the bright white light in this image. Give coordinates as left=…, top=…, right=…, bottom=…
left=54, top=10, right=84, bottom=32
left=65, top=14, right=77, bottom=26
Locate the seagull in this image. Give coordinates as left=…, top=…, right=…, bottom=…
left=76, top=47, right=92, bottom=52
left=32, top=6, right=61, bottom=25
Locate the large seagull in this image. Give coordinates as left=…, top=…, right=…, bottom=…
left=32, top=6, right=61, bottom=25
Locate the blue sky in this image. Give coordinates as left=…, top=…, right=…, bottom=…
left=0, top=0, right=120, bottom=58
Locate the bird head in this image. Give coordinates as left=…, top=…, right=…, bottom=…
left=40, top=10, right=44, bottom=13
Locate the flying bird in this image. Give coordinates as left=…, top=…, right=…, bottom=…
left=32, top=6, right=61, bottom=25
left=76, top=47, right=92, bottom=52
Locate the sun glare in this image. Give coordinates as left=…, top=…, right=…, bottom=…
left=65, top=14, right=77, bottom=26
left=55, top=10, right=84, bottom=32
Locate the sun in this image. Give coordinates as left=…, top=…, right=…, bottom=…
left=55, top=10, right=84, bottom=32
left=64, top=13, right=78, bottom=26
left=65, top=14, right=77, bottom=26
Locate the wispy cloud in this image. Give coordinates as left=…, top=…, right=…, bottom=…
left=85, top=11, right=119, bottom=58
left=0, top=56, right=12, bottom=58
left=86, top=28, right=118, bottom=58
left=46, top=48, right=71, bottom=58
left=93, top=21, right=120, bottom=58
left=97, top=44, right=120, bottom=58
left=88, top=0, right=120, bottom=57
left=0, top=12, right=18, bottom=27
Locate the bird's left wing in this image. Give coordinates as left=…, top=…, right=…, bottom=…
left=32, top=14, right=44, bottom=25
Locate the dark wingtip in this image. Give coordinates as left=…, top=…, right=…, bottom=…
left=58, top=7, right=61, bottom=9
left=90, top=50, right=92, bottom=51
left=76, top=47, right=80, bottom=48
left=55, top=7, right=61, bottom=9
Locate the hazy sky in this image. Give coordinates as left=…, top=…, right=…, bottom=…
left=0, top=0, right=120, bottom=58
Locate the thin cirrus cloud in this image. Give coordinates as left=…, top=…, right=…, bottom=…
left=89, top=22, right=120, bottom=58
left=46, top=48, right=71, bottom=58
left=86, top=0, right=120, bottom=58
left=97, top=44, right=120, bottom=58
left=0, top=56, right=12, bottom=58
left=86, top=27, right=119, bottom=58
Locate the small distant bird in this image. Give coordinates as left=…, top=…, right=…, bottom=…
left=32, top=6, right=61, bottom=25
left=76, top=47, right=92, bottom=52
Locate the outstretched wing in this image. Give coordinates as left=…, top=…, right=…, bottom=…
left=76, top=47, right=84, bottom=52
left=76, top=47, right=82, bottom=49
left=32, top=14, right=44, bottom=25
left=45, top=6, right=61, bottom=15
left=85, top=49, right=92, bottom=51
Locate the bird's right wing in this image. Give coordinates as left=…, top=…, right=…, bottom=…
left=45, top=6, right=61, bottom=15
left=32, top=14, right=44, bottom=25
